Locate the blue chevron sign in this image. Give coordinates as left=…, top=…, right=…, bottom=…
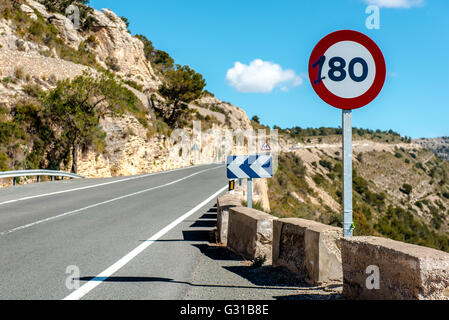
left=226, top=155, right=273, bottom=179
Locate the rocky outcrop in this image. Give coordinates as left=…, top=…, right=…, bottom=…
left=0, top=0, right=274, bottom=213
left=195, top=95, right=252, bottom=131
left=415, top=137, right=449, bottom=160
left=19, top=3, right=37, bottom=20
left=90, top=8, right=161, bottom=90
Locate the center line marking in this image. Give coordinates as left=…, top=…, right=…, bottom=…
left=0, top=164, right=220, bottom=206
left=0, top=166, right=222, bottom=237
left=63, top=185, right=227, bottom=300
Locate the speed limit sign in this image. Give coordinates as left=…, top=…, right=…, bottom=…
left=308, top=30, right=386, bottom=238
left=308, top=30, right=386, bottom=110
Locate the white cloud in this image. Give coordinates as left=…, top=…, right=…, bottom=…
left=363, top=0, right=424, bottom=8
left=226, top=59, right=303, bottom=93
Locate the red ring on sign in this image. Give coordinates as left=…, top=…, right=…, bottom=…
left=308, top=30, right=386, bottom=110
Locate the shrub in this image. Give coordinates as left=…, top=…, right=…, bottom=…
left=415, top=162, right=425, bottom=171
left=415, top=201, right=423, bottom=209
left=14, top=67, right=24, bottom=80
left=23, top=83, right=44, bottom=98
left=0, top=152, right=9, bottom=171
left=41, top=71, right=144, bottom=173
left=251, top=255, right=267, bottom=268
left=400, top=183, right=413, bottom=195
left=135, top=34, right=154, bottom=61
left=105, top=56, right=120, bottom=72
left=312, top=173, right=326, bottom=186
left=120, top=16, right=130, bottom=29
left=319, top=159, right=333, bottom=171
left=123, top=79, right=143, bottom=92
left=375, top=206, right=449, bottom=252
left=85, top=35, right=98, bottom=48
left=41, top=0, right=96, bottom=31
left=158, top=65, right=206, bottom=126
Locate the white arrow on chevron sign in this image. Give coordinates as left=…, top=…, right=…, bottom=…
left=250, top=155, right=272, bottom=178
left=227, top=155, right=273, bottom=179
left=227, top=156, right=247, bottom=178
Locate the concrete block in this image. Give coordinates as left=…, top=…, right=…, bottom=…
left=340, top=236, right=449, bottom=300
left=227, top=206, right=276, bottom=262
left=216, top=194, right=241, bottom=245
left=273, top=218, right=343, bottom=285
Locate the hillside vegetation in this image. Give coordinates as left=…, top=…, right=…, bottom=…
left=268, top=129, right=449, bottom=252
left=0, top=0, right=225, bottom=177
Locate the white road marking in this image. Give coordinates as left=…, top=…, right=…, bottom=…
left=0, top=166, right=222, bottom=237
left=0, top=164, right=219, bottom=206
left=63, top=185, right=227, bottom=300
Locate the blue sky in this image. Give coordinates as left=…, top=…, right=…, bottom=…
left=90, top=0, right=449, bottom=138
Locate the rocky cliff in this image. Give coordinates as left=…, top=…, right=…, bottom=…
left=0, top=1, right=252, bottom=175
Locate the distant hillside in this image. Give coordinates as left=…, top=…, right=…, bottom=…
left=414, top=137, right=449, bottom=160
left=267, top=129, right=449, bottom=253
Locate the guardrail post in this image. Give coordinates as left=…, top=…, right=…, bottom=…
left=37, top=176, right=40, bottom=183
left=13, top=177, right=16, bottom=186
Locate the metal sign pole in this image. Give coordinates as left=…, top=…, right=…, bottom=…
left=342, top=110, right=353, bottom=237
left=247, top=178, right=253, bottom=208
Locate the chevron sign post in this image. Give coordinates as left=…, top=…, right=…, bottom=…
left=226, top=155, right=273, bottom=208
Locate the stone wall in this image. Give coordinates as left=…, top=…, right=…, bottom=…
left=272, top=218, right=342, bottom=285
left=217, top=196, right=449, bottom=299
left=216, top=194, right=241, bottom=245
left=227, top=206, right=276, bottom=262
left=340, top=236, right=449, bottom=300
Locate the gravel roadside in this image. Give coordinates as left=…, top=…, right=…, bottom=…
left=183, top=209, right=342, bottom=300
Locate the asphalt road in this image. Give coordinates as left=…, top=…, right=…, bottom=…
left=0, top=164, right=227, bottom=300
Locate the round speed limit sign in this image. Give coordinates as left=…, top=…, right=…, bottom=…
left=308, top=30, right=386, bottom=110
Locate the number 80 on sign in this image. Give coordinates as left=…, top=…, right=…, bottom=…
left=308, top=30, right=386, bottom=110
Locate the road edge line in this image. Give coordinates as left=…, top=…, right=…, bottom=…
left=62, top=185, right=227, bottom=300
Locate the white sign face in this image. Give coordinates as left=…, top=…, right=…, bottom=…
left=321, top=41, right=376, bottom=99
left=308, top=30, right=386, bottom=110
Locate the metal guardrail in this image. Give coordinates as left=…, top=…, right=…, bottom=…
left=0, top=170, right=84, bottom=185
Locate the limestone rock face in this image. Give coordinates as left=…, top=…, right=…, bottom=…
left=27, top=0, right=51, bottom=19
left=90, top=8, right=161, bottom=90
left=48, top=13, right=83, bottom=48
left=0, top=1, right=265, bottom=201
left=196, top=96, right=253, bottom=131
left=20, top=4, right=37, bottom=20
left=76, top=114, right=177, bottom=178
